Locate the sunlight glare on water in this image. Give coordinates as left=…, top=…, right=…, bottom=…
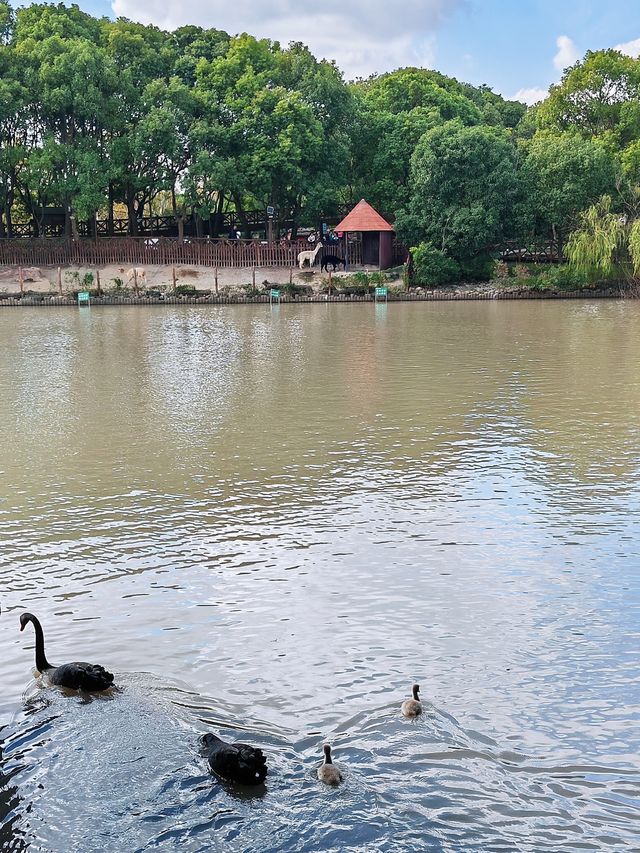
left=0, top=302, right=639, bottom=851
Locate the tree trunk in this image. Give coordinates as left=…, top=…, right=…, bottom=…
left=108, top=181, right=114, bottom=237
left=232, top=193, right=250, bottom=238
left=126, top=186, right=138, bottom=236
left=70, top=211, right=80, bottom=242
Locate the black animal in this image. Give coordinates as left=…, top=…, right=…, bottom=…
left=202, top=733, right=268, bottom=785
left=19, top=612, right=115, bottom=692
left=321, top=254, right=346, bottom=272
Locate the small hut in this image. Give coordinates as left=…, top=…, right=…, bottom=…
left=335, top=199, right=395, bottom=269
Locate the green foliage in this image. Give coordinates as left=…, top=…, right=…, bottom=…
left=519, top=130, right=618, bottom=238
left=175, top=283, right=197, bottom=296
left=565, top=195, right=626, bottom=280
left=397, top=122, right=521, bottom=259
left=493, top=260, right=509, bottom=279
left=459, top=254, right=495, bottom=281
left=411, top=242, right=460, bottom=285
left=0, top=4, right=634, bottom=273
left=538, top=50, right=640, bottom=145
left=533, top=265, right=591, bottom=290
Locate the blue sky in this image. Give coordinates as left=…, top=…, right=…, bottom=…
left=21, top=0, right=640, bottom=102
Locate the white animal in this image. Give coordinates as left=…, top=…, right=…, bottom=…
left=297, top=241, right=323, bottom=270
left=120, top=267, right=147, bottom=287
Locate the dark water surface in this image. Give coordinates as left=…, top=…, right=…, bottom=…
left=0, top=302, right=638, bottom=852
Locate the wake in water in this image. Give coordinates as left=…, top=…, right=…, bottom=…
left=1, top=673, right=638, bottom=853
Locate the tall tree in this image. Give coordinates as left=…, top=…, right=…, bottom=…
left=396, top=120, right=522, bottom=258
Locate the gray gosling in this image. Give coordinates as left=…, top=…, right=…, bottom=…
left=401, top=683, right=422, bottom=717
left=317, top=743, right=342, bottom=785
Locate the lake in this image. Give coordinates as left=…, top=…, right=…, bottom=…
left=0, top=302, right=639, bottom=852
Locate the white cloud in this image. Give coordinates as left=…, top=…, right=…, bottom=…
left=615, top=37, right=640, bottom=58
left=110, top=0, right=463, bottom=79
left=553, top=34, right=579, bottom=70
left=513, top=86, right=547, bottom=105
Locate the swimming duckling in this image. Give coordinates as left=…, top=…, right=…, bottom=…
left=317, top=743, right=342, bottom=785
left=401, top=683, right=422, bottom=717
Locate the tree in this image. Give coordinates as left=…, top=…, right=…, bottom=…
left=566, top=191, right=640, bottom=284
left=13, top=5, right=120, bottom=236
left=396, top=120, right=521, bottom=258
left=520, top=130, right=618, bottom=249
left=538, top=50, right=640, bottom=148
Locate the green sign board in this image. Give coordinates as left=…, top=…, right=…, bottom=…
left=375, top=286, right=388, bottom=298
left=77, top=291, right=90, bottom=304
left=270, top=288, right=281, bottom=299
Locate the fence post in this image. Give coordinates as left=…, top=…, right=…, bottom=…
left=18, top=267, right=23, bottom=294
left=96, top=269, right=101, bottom=296
left=215, top=267, right=218, bottom=294
left=172, top=266, right=177, bottom=291
left=57, top=266, right=62, bottom=295
left=133, top=268, right=138, bottom=295
left=252, top=266, right=256, bottom=288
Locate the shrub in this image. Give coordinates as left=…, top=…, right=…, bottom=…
left=458, top=253, right=494, bottom=281
left=411, top=242, right=460, bottom=286
left=493, top=260, right=510, bottom=279
left=514, top=263, right=531, bottom=279
left=175, top=284, right=197, bottom=296
left=534, top=265, right=590, bottom=290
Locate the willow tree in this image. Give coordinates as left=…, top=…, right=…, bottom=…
left=566, top=192, right=640, bottom=285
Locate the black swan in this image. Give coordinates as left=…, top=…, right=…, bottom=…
left=401, top=683, right=422, bottom=717
left=19, top=612, right=115, bottom=692
left=317, top=743, right=342, bottom=785
left=201, top=733, right=267, bottom=785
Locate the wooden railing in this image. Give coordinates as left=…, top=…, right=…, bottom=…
left=497, top=239, right=561, bottom=263
left=0, top=237, right=368, bottom=269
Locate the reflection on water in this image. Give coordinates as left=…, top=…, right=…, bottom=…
left=0, top=302, right=639, bottom=851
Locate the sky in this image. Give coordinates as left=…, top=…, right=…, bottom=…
left=28, top=0, right=640, bottom=103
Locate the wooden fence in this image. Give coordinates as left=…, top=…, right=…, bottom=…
left=498, top=239, right=561, bottom=263
left=0, top=237, right=372, bottom=269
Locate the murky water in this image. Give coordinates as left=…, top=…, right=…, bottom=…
left=0, top=302, right=639, bottom=852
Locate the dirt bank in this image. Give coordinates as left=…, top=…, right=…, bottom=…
left=0, top=263, right=384, bottom=296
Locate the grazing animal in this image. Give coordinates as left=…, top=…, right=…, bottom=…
left=202, top=733, right=267, bottom=785
left=297, top=241, right=323, bottom=270
left=320, top=254, right=345, bottom=273
left=19, top=612, right=115, bottom=692
left=401, top=683, right=422, bottom=718
left=317, top=743, right=342, bottom=786
left=119, top=267, right=147, bottom=287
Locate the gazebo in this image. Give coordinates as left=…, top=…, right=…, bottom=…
left=335, top=199, right=395, bottom=269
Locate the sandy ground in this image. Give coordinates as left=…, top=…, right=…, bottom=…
left=0, top=263, right=394, bottom=295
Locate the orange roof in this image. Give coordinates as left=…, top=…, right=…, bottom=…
left=335, top=199, right=394, bottom=233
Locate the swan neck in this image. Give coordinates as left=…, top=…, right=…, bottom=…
left=31, top=617, right=51, bottom=671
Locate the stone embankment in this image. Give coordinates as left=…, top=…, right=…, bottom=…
left=0, top=288, right=623, bottom=307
